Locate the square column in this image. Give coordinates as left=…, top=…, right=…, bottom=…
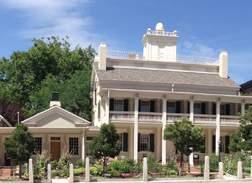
left=241, top=101, right=245, bottom=115
left=133, top=96, right=139, bottom=162
left=81, top=129, right=86, bottom=162
left=215, top=100, right=221, bottom=156
left=162, top=98, right=167, bottom=165
left=105, top=90, right=110, bottom=124
left=207, top=129, right=212, bottom=154
left=190, top=97, right=194, bottom=122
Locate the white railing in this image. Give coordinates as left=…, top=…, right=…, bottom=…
left=220, top=115, right=240, bottom=124
left=109, top=111, right=134, bottom=122
left=167, top=113, right=189, bottom=123
left=138, top=112, right=162, bottom=122
left=194, top=114, right=216, bottom=124
left=108, top=50, right=218, bottom=65
left=146, top=30, right=178, bottom=37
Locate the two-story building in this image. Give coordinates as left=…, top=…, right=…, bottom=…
left=92, top=22, right=252, bottom=165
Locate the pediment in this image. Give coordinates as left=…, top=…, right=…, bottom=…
left=22, top=106, right=90, bottom=128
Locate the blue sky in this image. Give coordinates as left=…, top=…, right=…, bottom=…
left=0, top=0, right=251, bottom=84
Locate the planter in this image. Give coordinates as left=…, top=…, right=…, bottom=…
left=120, top=172, right=132, bottom=178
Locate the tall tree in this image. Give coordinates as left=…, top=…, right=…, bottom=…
left=90, top=123, right=121, bottom=174
left=164, top=118, right=204, bottom=174
left=229, top=106, right=252, bottom=153
left=0, top=36, right=95, bottom=122
left=4, top=124, right=35, bottom=178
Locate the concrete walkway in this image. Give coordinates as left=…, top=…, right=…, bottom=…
left=50, top=178, right=252, bottom=183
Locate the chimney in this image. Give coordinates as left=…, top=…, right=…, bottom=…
left=219, top=51, right=228, bottom=78
left=49, top=92, right=61, bottom=107
left=98, top=43, right=107, bottom=70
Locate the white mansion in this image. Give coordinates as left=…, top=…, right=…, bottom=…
left=0, top=22, right=251, bottom=167
left=92, top=22, right=252, bottom=165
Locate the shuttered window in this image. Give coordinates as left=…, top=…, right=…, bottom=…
left=138, top=133, right=155, bottom=152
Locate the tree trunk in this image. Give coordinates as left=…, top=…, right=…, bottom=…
left=180, top=152, right=183, bottom=175
left=19, top=162, right=22, bottom=179
left=187, top=155, right=190, bottom=174
left=102, top=157, right=106, bottom=176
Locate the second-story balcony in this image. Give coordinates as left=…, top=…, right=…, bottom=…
left=108, top=98, right=242, bottom=126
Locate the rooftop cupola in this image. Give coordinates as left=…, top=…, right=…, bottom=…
left=143, top=22, right=178, bottom=62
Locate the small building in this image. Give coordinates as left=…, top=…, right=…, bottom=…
left=0, top=101, right=98, bottom=166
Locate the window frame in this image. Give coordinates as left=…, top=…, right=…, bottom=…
left=69, top=137, right=79, bottom=156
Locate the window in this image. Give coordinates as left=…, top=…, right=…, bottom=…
left=212, top=135, right=230, bottom=153
left=110, top=99, right=129, bottom=111
left=119, top=133, right=128, bottom=152
left=167, top=102, right=176, bottom=113
left=138, top=134, right=154, bottom=152
left=34, top=137, right=42, bottom=154
left=139, top=100, right=155, bottom=112
left=69, top=137, right=79, bottom=155
left=114, top=100, right=124, bottom=111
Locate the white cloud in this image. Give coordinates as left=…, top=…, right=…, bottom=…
left=0, top=0, right=101, bottom=47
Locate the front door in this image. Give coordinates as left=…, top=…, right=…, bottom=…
left=50, top=137, right=61, bottom=160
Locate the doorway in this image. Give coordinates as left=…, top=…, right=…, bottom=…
left=50, top=137, right=61, bottom=160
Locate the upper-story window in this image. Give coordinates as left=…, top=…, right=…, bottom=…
left=167, top=101, right=182, bottom=113
left=194, top=102, right=207, bottom=114
left=139, top=100, right=155, bottom=112
left=110, top=99, right=128, bottom=111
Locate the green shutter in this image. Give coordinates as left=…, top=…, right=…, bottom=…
left=110, top=99, right=114, bottom=111
left=150, top=134, right=155, bottom=152
left=123, top=133, right=128, bottom=152
left=150, top=100, right=155, bottom=112
left=225, top=136, right=230, bottom=153
left=124, top=99, right=129, bottom=111
left=212, top=135, right=216, bottom=153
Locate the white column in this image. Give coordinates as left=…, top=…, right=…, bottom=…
left=105, top=90, right=110, bottom=124
left=162, top=98, right=167, bottom=165
left=85, top=157, right=90, bottom=182
left=134, top=96, right=139, bottom=162
left=215, top=100, right=221, bottom=156
left=189, top=97, right=194, bottom=166
left=143, top=157, right=148, bottom=182
left=241, top=102, right=245, bottom=115
left=81, top=129, right=85, bottom=162
left=69, top=163, right=74, bottom=183
left=29, top=158, right=33, bottom=183
left=207, top=129, right=212, bottom=154
left=47, top=163, right=52, bottom=183
left=189, top=97, right=194, bottom=122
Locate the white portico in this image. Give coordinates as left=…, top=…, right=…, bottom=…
left=92, top=22, right=252, bottom=164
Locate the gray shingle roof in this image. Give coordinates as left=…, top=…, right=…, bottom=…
left=97, top=68, right=239, bottom=88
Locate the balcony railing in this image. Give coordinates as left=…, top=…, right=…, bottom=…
left=109, top=111, right=134, bottom=122
left=138, top=112, right=162, bottom=122
left=109, top=111, right=240, bottom=125
left=194, top=114, right=216, bottom=124
left=108, top=50, right=218, bottom=65
left=220, top=115, right=240, bottom=125
left=167, top=113, right=189, bottom=123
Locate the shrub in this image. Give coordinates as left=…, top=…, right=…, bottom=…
left=160, top=161, right=178, bottom=176
left=90, top=163, right=103, bottom=176
left=75, top=159, right=84, bottom=168
left=51, top=153, right=71, bottom=177
left=33, top=153, right=50, bottom=179
left=108, top=159, right=135, bottom=174
left=209, top=154, right=219, bottom=172
left=74, top=167, right=84, bottom=176
left=147, top=155, right=162, bottom=173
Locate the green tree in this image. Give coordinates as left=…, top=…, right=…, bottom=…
left=90, top=123, right=121, bottom=174
left=0, top=36, right=95, bottom=122
left=229, top=106, right=252, bottom=153
left=164, top=118, right=204, bottom=174
left=4, top=124, right=35, bottom=178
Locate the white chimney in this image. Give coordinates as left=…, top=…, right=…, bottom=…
left=219, top=51, right=228, bottom=78
left=49, top=92, right=61, bottom=107
left=98, top=43, right=107, bottom=70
